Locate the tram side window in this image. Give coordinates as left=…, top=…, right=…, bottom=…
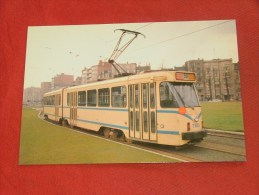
left=87, top=90, right=97, bottom=107
left=98, top=88, right=110, bottom=107
left=78, top=91, right=86, bottom=106
left=43, top=97, right=47, bottom=105
left=111, top=86, right=126, bottom=107
left=51, top=95, right=55, bottom=105
left=44, top=95, right=55, bottom=105
left=67, top=93, right=70, bottom=106
left=160, top=82, right=178, bottom=108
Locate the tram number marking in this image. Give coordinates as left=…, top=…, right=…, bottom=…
left=192, top=123, right=200, bottom=128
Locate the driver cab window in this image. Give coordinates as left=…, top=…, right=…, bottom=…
left=160, top=82, right=179, bottom=108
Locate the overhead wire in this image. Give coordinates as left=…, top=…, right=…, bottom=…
left=133, top=20, right=232, bottom=52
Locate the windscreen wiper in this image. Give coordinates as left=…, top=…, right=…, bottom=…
left=168, top=83, right=186, bottom=107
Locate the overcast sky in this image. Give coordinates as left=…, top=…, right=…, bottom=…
left=24, top=20, right=239, bottom=88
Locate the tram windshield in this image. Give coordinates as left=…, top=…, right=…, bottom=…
left=160, top=82, right=200, bottom=108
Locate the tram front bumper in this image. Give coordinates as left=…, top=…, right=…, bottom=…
left=182, top=130, right=207, bottom=140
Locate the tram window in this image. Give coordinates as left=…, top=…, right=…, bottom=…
left=130, top=111, right=134, bottom=130
left=151, top=111, right=156, bottom=133
left=67, top=93, right=70, bottom=106
left=160, top=82, right=179, bottom=108
left=78, top=91, right=86, bottom=106
left=44, top=97, right=48, bottom=105
left=135, top=85, right=139, bottom=108
left=143, top=111, right=148, bottom=132
left=98, top=88, right=110, bottom=107
left=48, top=96, right=51, bottom=105
left=87, top=90, right=97, bottom=106
left=50, top=95, right=54, bottom=105
left=43, top=97, right=47, bottom=105
left=136, top=111, right=139, bottom=132
left=129, top=85, right=133, bottom=108
left=43, top=97, right=50, bottom=105
left=111, top=86, right=126, bottom=107
left=150, top=83, right=155, bottom=109
left=143, top=84, right=148, bottom=109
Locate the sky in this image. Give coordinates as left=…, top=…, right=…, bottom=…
left=24, top=20, right=239, bottom=88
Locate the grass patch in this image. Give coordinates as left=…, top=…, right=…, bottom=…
left=201, top=102, right=244, bottom=131
left=19, top=108, right=178, bottom=164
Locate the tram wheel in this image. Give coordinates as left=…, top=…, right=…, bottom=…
left=103, top=128, right=110, bottom=139
left=122, top=134, right=132, bottom=143
left=62, top=119, right=68, bottom=126
left=44, top=115, right=48, bottom=120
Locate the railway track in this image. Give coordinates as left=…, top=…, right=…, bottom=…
left=38, top=112, right=195, bottom=162
left=206, top=130, right=244, bottom=140
left=194, top=143, right=245, bottom=157
left=38, top=110, right=246, bottom=162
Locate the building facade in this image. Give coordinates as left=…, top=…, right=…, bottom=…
left=183, top=58, right=241, bottom=101
left=51, top=73, right=74, bottom=90
left=81, top=60, right=138, bottom=84
left=72, top=77, right=82, bottom=86
left=23, top=87, right=41, bottom=104
left=40, top=82, right=51, bottom=97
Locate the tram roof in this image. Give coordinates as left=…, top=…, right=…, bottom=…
left=44, top=70, right=194, bottom=96
left=68, top=70, right=179, bottom=90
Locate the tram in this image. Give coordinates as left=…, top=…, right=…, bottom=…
left=43, top=70, right=207, bottom=146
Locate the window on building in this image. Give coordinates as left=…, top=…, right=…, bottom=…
left=87, top=90, right=97, bottom=106
left=98, top=88, right=110, bottom=107
left=78, top=91, right=86, bottom=106
left=111, top=86, right=126, bottom=107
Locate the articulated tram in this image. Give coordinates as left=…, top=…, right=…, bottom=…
left=43, top=71, right=207, bottom=146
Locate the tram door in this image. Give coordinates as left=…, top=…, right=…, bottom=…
left=69, top=92, right=77, bottom=127
left=129, top=83, right=157, bottom=141
left=129, top=84, right=141, bottom=139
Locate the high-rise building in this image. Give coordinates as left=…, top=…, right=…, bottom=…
left=51, top=73, right=74, bottom=90
left=72, top=77, right=82, bottom=86
left=40, top=82, right=51, bottom=97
